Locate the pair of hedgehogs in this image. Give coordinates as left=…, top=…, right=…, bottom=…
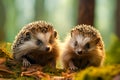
left=12, top=21, right=105, bottom=70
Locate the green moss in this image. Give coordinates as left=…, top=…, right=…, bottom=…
left=42, top=65, right=65, bottom=76
left=0, top=42, right=12, bottom=59
left=74, top=64, right=120, bottom=80
left=16, top=76, right=35, bottom=80
left=1, top=42, right=120, bottom=80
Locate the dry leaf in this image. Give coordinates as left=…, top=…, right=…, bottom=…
left=0, top=65, right=14, bottom=77
left=21, top=64, right=50, bottom=79
left=0, top=58, right=6, bottom=64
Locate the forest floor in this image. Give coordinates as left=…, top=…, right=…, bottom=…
left=0, top=42, right=120, bottom=80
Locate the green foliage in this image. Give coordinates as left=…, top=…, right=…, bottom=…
left=105, top=35, right=120, bottom=64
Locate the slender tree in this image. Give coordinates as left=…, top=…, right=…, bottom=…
left=34, top=0, right=45, bottom=20
left=78, top=0, right=95, bottom=26
left=116, top=0, right=120, bottom=38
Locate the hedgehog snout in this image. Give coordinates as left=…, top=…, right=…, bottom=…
left=45, top=45, right=52, bottom=52
left=77, top=50, right=83, bottom=55
left=45, top=46, right=50, bottom=52
left=75, top=48, right=83, bottom=55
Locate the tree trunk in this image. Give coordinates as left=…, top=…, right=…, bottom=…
left=0, top=0, right=6, bottom=41
left=116, top=0, right=120, bottom=38
left=77, top=0, right=95, bottom=26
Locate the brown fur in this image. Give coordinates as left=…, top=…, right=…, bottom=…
left=61, top=25, right=105, bottom=70
left=24, top=41, right=59, bottom=67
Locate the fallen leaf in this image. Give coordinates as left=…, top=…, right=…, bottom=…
left=0, top=58, right=6, bottom=64
left=21, top=64, right=50, bottom=79
left=0, top=65, right=14, bottom=78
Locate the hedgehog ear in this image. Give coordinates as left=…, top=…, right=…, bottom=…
left=71, top=32, right=76, bottom=37
left=95, top=38, right=100, bottom=44
left=71, top=30, right=79, bottom=37
left=24, top=32, right=31, bottom=41
left=71, top=31, right=73, bottom=37
left=54, top=31, right=57, bottom=38
left=90, top=38, right=100, bottom=47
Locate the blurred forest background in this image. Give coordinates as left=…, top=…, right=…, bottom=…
left=0, top=0, right=120, bottom=64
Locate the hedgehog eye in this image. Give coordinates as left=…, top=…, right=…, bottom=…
left=85, top=43, right=90, bottom=49
left=36, top=39, right=43, bottom=46
left=74, top=41, right=78, bottom=47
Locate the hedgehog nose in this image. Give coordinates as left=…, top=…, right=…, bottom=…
left=77, top=51, right=83, bottom=55
left=46, top=46, right=50, bottom=52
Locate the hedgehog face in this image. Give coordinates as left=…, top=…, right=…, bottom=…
left=18, top=30, right=57, bottom=53
left=70, top=32, right=100, bottom=56
left=34, top=30, right=57, bottom=52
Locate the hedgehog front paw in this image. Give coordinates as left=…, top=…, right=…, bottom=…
left=69, top=61, right=78, bottom=70
left=23, top=58, right=31, bottom=67
left=69, top=65, right=78, bottom=70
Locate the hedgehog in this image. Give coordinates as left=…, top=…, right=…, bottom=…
left=12, top=21, right=60, bottom=68
left=61, top=24, right=105, bottom=70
